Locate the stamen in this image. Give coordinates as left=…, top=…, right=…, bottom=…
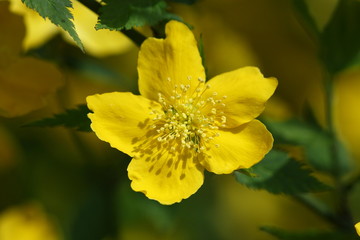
left=198, top=77, right=205, bottom=83
left=150, top=76, right=226, bottom=153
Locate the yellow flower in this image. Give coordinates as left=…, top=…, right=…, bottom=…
left=0, top=204, right=61, bottom=240
left=0, top=2, right=62, bottom=117
left=356, top=222, right=360, bottom=236
left=87, top=20, right=277, bottom=204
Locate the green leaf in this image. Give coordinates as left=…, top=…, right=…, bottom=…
left=234, top=150, right=330, bottom=195
left=21, top=0, right=83, bottom=51
left=263, top=118, right=351, bottom=176
left=291, top=0, right=320, bottom=39
left=96, top=0, right=180, bottom=31
left=260, top=226, right=358, bottom=240
left=25, top=105, right=91, bottom=132
left=320, top=0, right=360, bottom=73
left=237, top=168, right=257, bottom=178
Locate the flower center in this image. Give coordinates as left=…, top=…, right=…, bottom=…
left=150, top=76, right=227, bottom=153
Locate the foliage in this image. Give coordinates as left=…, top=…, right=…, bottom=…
left=25, top=105, right=92, bottom=132
left=292, top=0, right=360, bottom=73
left=21, top=0, right=84, bottom=50
left=320, top=0, right=360, bottom=73
left=291, top=0, right=320, bottom=38
left=96, top=0, right=180, bottom=31
left=234, top=150, right=330, bottom=195
left=263, top=118, right=351, bottom=176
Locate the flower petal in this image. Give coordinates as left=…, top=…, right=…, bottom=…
left=138, top=20, right=205, bottom=102
left=0, top=58, right=63, bottom=117
left=87, top=92, right=162, bottom=156
left=202, top=120, right=273, bottom=174
left=0, top=2, right=25, bottom=68
left=355, top=222, right=360, bottom=236
left=0, top=204, right=61, bottom=240
left=9, top=0, right=58, bottom=51
left=128, top=140, right=204, bottom=205
left=203, top=67, right=277, bottom=127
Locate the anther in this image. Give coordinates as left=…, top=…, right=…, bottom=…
left=151, top=77, right=229, bottom=154
left=198, top=77, right=205, bottom=83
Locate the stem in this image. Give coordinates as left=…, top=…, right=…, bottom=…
left=76, top=0, right=146, bottom=47
left=324, top=73, right=340, bottom=177
left=121, top=29, right=147, bottom=47
left=344, top=171, right=360, bottom=192
left=293, top=194, right=341, bottom=227
left=323, top=71, right=354, bottom=230
left=77, top=0, right=101, bottom=12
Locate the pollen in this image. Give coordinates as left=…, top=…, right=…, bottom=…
left=150, top=76, right=227, bottom=153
